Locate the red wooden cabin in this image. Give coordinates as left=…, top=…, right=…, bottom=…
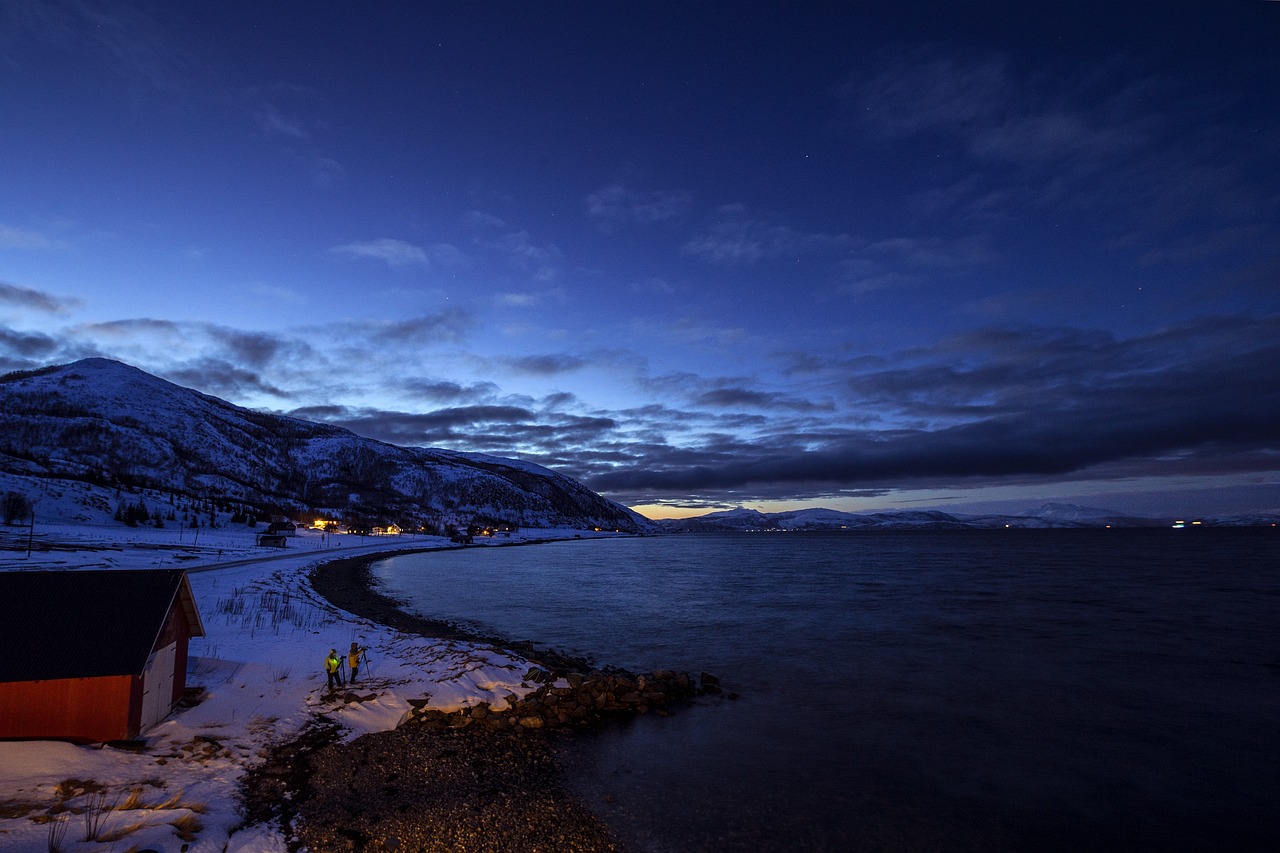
left=0, top=569, right=205, bottom=743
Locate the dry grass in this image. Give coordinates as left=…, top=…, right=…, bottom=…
left=154, top=791, right=206, bottom=813
left=81, top=791, right=112, bottom=842
left=117, top=787, right=147, bottom=811
left=32, top=781, right=208, bottom=847
left=95, top=818, right=150, bottom=843
left=169, top=812, right=204, bottom=841
left=53, top=778, right=106, bottom=801
left=45, top=813, right=70, bottom=852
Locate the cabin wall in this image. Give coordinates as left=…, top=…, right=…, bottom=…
left=0, top=675, right=136, bottom=743
left=154, top=600, right=193, bottom=704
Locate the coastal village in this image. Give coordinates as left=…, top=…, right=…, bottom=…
left=0, top=518, right=702, bottom=852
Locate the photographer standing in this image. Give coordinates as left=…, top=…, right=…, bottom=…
left=324, top=648, right=342, bottom=691
left=347, top=642, right=365, bottom=684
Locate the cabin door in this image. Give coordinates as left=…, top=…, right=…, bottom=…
left=140, top=641, right=178, bottom=732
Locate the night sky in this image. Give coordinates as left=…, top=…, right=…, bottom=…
left=2, top=1, right=1278, bottom=518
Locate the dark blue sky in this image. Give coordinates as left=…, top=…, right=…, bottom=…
left=2, top=1, right=1278, bottom=518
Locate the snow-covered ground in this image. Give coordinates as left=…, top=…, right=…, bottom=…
left=0, top=522, right=608, bottom=853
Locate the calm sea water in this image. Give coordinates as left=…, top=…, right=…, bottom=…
left=371, top=530, right=1280, bottom=852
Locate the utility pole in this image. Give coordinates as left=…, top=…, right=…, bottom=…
left=25, top=507, right=34, bottom=559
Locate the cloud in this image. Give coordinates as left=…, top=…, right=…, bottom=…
left=968, top=110, right=1145, bottom=166
left=0, top=224, right=66, bottom=250
left=629, top=277, right=675, bottom=295
left=69, top=319, right=314, bottom=389
left=586, top=184, right=692, bottom=231
left=694, top=386, right=834, bottom=413
left=310, top=156, right=346, bottom=188
left=163, top=358, right=290, bottom=399
left=863, top=235, right=992, bottom=269
left=841, top=45, right=1273, bottom=259
left=503, top=354, right=588, bottom=376
left=844, top=48, right=1150, bottom=169
left=250, top=283, right=306, bottom=304
left=845, top=50, right=1011, bottom=141
left=633, top=318, right=752, bottom=350
left=245, top=82, right=327, bottom=141
left=3, top=0, right=189, bottom=91
left=81, top=318, right=184, bottom=339
left=682, top=205, right=852, bottom=266
left=330, top=238, right=433, bottom=268
left=308, top=311, right=475, bottom=347
left=206, top=328, right=287, bottom=368
left=834, top=234, right=994, bottom=296
left=0, top=281, right=75, bottom=313
left=495, top=292, right=539, bottom=307
left=477, top=230, right=563, bottom=281
left=244, top=83, right=346, bottom=187
left=379, top=310, right=474, bottom=344
left=465, top=210, right=507, bottom=230
left=289, top=404, right=350, bottom=421
left=329, top=405, right=622, bottom=458
left=0, top=325, right=59, bottom=359
left=400, top=378, right=500, bottom=405
left=583, top=313, right=1280, bottom=504
left=306, top=404, right=539, bottom=447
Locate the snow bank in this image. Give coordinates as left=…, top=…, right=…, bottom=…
left=0, top=522, right=585, bottom=852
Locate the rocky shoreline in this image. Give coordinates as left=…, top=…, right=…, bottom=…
left=248, top=546, right=720, bottom=851
left=243, top=720, right=621, bottom=852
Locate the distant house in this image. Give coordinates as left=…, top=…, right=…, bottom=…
left=256, top=533, right=288, bottom=548
left=0, top=569, right=205, bottom=743
left=264, top=521, right=296, bottom=537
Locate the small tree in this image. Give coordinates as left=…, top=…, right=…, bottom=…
left=2, top=491, right=32, bottom=526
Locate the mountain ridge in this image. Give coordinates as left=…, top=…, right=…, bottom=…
left=0, top=358, right=650, bottom=533
left=656, top=503, right=1278, bottom=532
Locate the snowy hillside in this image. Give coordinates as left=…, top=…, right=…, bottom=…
left=0, top=358, right=650, bottom=533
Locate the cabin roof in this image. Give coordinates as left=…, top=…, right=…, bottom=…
left=0, top=569, right=205, bottom=683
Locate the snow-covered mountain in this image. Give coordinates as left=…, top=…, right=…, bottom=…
left=0, top=358, right=650, bottom=532
left=658, top=503, right=1278, bottom=532
left=661, top=507, right=978, bottom=532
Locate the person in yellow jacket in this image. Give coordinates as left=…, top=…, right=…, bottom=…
left=324, top=648, right=342, bottom=690
left=347, top=642, right=365, bottom=684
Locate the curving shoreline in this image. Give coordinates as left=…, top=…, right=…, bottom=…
left=272, top=544, right=638, bottom=851
left=309, top=543, right=613, bottom=673
left=310, top=546, right=480, bottom=640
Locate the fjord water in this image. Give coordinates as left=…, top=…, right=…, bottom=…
left=372, top=530, right=1279, bottom=851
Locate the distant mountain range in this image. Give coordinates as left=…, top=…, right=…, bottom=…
left=0, top=358, right=650, bottom=533
left=655, top=503, right=1279, bottom=532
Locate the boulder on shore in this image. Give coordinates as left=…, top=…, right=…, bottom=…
left=401, top=666, right=721, bottom=732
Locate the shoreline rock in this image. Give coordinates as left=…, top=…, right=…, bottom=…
left=403, top=666, right=705, bottom=733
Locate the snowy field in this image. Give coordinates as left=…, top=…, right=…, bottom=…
left=0, top=519, right=607, bottom=853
